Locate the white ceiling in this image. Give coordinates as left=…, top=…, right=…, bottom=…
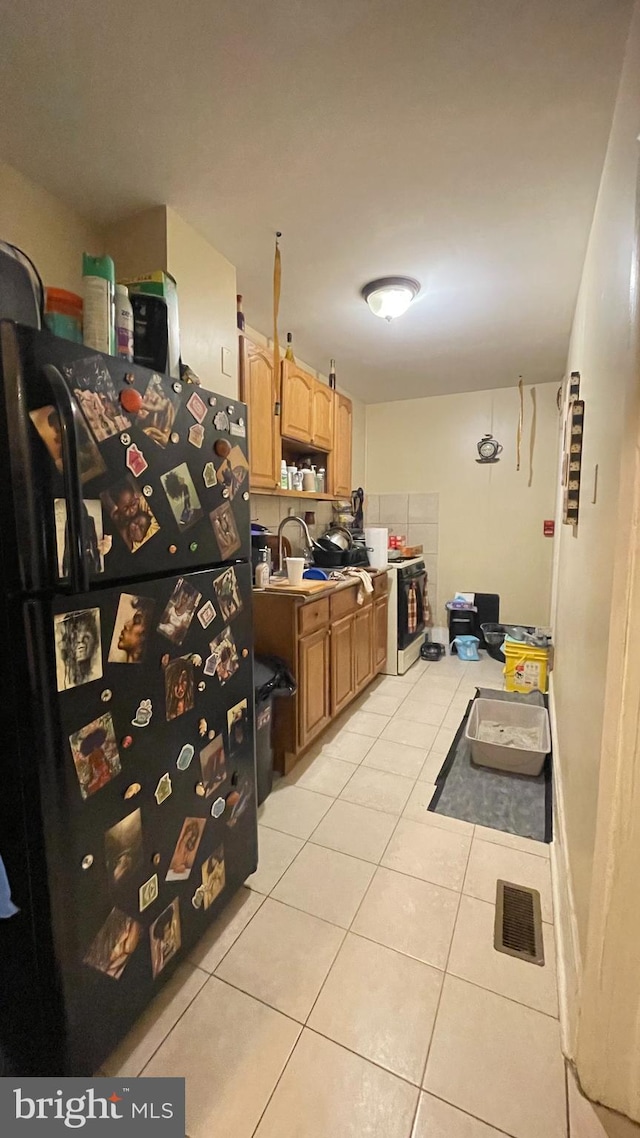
left=0, top=0, right=632, bottom=402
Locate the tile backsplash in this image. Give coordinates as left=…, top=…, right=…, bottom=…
left=250, top=495, right=334, bottom=555
left=366, top=492, right=440, bottom=613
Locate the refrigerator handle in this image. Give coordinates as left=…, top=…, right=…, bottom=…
left=42, top=364, right=90, bottom=595
left=0, top=321, right=47, bottom=592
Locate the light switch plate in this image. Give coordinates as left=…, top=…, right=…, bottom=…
left=221, top=346, right=233, bottom=377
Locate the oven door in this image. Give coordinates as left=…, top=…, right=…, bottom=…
left=398, top=567, right=426, bottom=650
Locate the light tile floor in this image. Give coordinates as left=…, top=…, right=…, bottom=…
left=104, top=653, right=640, bottom=1138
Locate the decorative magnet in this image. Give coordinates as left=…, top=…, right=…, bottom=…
left=170, top=432, right=180, bottom=444
left=189, top=541, right=199, bottom=552
left=100, top=688, right=112, bottom=703
left=120, top=387, right=143, bottom=414
left=198, top=681, right=206, bottom=692
left=176, top=743, right=195, bottom=770
left=126, top=443, right=148, bottom=477
left=211, top=796, right=225, bottom=819
left=121, top=735, right=133, bottom=749
left=192, top=885, right=205, bottom=909
left=120, top=432, right=131, bottom=446
left=221, top=488, right=230, bottom=499
left=202, top=462, right=217, bottom=488
left=188, top=423, right=205, bottom=448
left=139, top=874, right=159, bottom=913
left=81, top=854, right=94, bottom=870
left=125, top=372, right=136, bottom=384
left=161, top=653, right=170, bottom=666
left=213, top=411, right=230, bottom=432
left=242, top=648, right=249, bottom=658
left=191, top=653, right=203, bottom=667
left=142, top=484, right=153, bottom=498
left=187, top=391, right=208, bottom=424
left=197, top=601, right=216, bottom=628
left=238, top=417, right=244, bottom=427
left=152, top=852, right=161, bottom=867
left=214, top=438, right=231, bottom=458
left=195, top=782, right=206, bottom=797
left=208, top=729, right=215, bottom=741
left=154, top=772, right=172, bottom=805
left=132, top=699, right=152, bottom=728
left=198, top=718, right=208, bottom=737
left=172, top=382, right=182, bottom=393
left=225, top=790, right=240, bottom=815
left=242, top=491, right=249, bottom=501
left=230, top=422, right=246, bottom=438
left=123, top=782, right=142, bottom=799
left=227, top=406, right=235, bottom=415
left=208, top=395, right=217, bottom=406
left=168, top=544, right=177, bottom=554
left=231, top=770, right=239, bottom=786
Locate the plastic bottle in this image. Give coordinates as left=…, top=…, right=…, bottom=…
left=255, top=548, right=270, bottom=589
left=280, top=460, right=289, bottom=489
left=115, top=284, right=134, bottom=361
left=82, top=253, right=115, bottom=355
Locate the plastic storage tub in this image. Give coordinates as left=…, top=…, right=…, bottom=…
left=465, top=697, right=551, bottom=775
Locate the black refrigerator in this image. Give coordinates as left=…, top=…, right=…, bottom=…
left=0, top=321, right=258, bottom=1077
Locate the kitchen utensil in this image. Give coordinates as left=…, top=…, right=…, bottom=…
left=303, top=567, right=329, bottom=580
left=325, top=525, right=353, bottom=550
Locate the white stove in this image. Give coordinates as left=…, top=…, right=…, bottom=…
left=382, top=557, right=428, bottom=675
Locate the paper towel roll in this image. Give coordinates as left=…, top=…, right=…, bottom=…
left=365, top=527, right=389, bottom=569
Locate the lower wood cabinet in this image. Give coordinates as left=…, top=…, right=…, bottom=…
left=354, top=605, right=374, bottom=692
left=253, top=571, right=389, bottom=774
left=374, top=597, right=388, bottom=671
left=298, top=626, right=331, bottom=748
left=331, top=613, right=356, bottom=716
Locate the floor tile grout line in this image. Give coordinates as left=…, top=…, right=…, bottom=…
left=416, top=817, right=475, bottom=1097
left=420, top=1089, right=523, bottom=1138
left=443, top=964, right=560, bottom=1021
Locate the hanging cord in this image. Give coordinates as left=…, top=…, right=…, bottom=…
left=516, top=375, right=524, bottom=470
left=273, top=232, right=282, bottom=407
left=528, top=387, right=537, bottom=488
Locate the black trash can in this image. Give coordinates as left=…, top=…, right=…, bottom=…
left=253, top=655, right=296, bottom=805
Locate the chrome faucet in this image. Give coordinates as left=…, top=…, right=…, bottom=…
left=277, top=515, right=313, bottom=573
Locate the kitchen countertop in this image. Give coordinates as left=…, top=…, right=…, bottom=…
left=252, top=566, right=390, bottom=600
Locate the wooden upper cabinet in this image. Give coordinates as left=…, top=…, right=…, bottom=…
left=281, top=362, right=314, bottom=444
left=312, top=382, right=334, bottom=450
left=332, top=393, right=353, bottom=497
left=240, top=338, right=280, bottom=489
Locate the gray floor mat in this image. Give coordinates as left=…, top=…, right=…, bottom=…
left=429, top=688, right=552, bottom=844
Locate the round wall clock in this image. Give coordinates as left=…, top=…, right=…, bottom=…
left=476, top=434, right=503, bottom=463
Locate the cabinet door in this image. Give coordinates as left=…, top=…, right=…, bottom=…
left=281, top=362, right=314, bottom=444
left=354, top=605, right=374, bottom=691
left=312, top=382, right=334, bottom=450
left=241, top=339, right=280, bottom=489
left=374, top=598, right=388, bottom=672
left=298, top=627, right=331, bottom=747
left=331, top=613, right=356, bottom=715
left=332, top=393, right=353, bottom=496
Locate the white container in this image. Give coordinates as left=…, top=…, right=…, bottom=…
left=115, top=284, right=134, bottom=361
left=465, top=698, right=550, bottom=776
left=365, top=526, right=389, bottom=569
left=287, top=465, right=297, bottom=490
left=286, top=557, right=305, bottom=586
left=280, top=460, right=288, bottom=489
left=83, top=272, right=114, bottom=354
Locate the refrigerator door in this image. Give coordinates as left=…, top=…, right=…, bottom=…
left=0, top=322, right=250, bottom=596
left=9, top=563, right=256, bottom=1076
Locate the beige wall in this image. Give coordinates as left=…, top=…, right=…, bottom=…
left=165, top=206, right=238, bottom=397
left=551, top=0, right=640, bottom=961
left=365, top=383, right=558, bottom=626
left=0, top=158, right=102, bottom=294
left=102, top=205, right=167, bottom=281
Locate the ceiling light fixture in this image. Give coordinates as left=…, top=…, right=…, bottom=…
left=361, top=276, right=420, bottom=321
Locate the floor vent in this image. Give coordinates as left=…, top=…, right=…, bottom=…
left=494, top=880, right=545, bottom=966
